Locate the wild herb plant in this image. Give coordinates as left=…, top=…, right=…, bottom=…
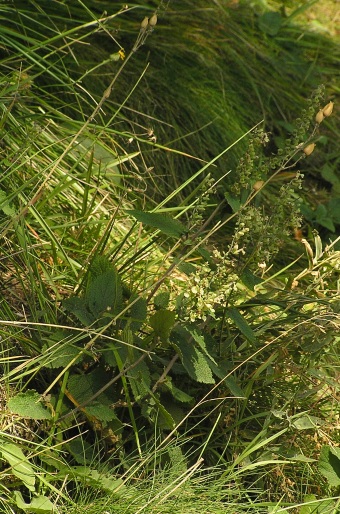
left=0, top=2, right=339, bottom=513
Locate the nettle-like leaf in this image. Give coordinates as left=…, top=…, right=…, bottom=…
left=162, top=378, right=194, bottom=404
left=142, top=394, right=178, bottom=430
left=85, top=403, right=120, bottom=424
left=154, top=291, right=170, bottom=310
left=41, top=340, right=83, bottom=369
left=8, top=390, right=52, bottom=420
left=57, top=465, right=124, bottom=494
left=0, top=443, right=35, bottom=492
left=126, top=293, right=147, bottom=331
left=319, top=445, right=340, bottom=487
left=66, top=368, right=122, bottom=427
left=14, top=492, right=54, bottom=513
left=150, top=309, right=176, bottom=343
left=87, top=268, right=123, bottom=318
left=184, top=324, right=218, bottom=365
left=127, top=209, right=187, bottom=238
left=171, top=328, right=215, bottom=384
left=63, top=296, right=95, bottom=326
left=64, top=257, right=123, bottom=325
left=128, top=356, right=151, bottom=401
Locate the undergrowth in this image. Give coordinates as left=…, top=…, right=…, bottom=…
left=0, top=1, right=339, bottom=513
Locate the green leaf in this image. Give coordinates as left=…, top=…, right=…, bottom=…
left=14, top=492, right=54, bottom=513
left=87, top=268, right=123, bottom=318
left=63, top=297, right=95, bottom=326
left=316, top=216, right=335, bottom=232
left=0, top=189, right=16, bottom=217
left=240, top=268, right=263, bottom=291
left=258, top=11, right=282, bottom=36
left=141, top=395, right=177, bottom=430
left=67, top=368, right=116, bottom=411
left=177, top=262, right=196, bottom=275
left=150, top=309, right=176, bottom=343
left=163, top=378, right=194, bottom=404
left=299, top=494, right=318, bottom=514
left=154, top=291, right=170, bottom=310
left=291, top=414, right=322, bottom=430
left=226, top=307, right=257, bottom=344
left=328, top=198, right=340, bottom=223
left=224, top=376, right=246, bottom=398
left=318, top=446, right=340, bottom=487
left=172, top=331, right=215, bottom=384
left=224, top=192, right=240, bottom=212
left=127, top=209, right=187, bottom=238
left=184, top=324, right=217, bottom=365
left=8, top=390, right=52, bottom=420
left=58, top=466, right=124, bottom=494
left=41, top=341, right=82, bottom=369
left=321, top=164, right=340, bottom=187
left=85, top=403, right=119, bottom=424
left=0, top=443, right=35, bottom=491
left=128, top=357, right=151, bottom=401
left=126, top=293, right=147, bottom=331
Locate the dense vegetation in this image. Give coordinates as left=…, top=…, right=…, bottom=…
left=0, top=1, right=339, bottom=513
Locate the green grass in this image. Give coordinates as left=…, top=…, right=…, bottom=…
left=0, top=1, right=339, bottom=513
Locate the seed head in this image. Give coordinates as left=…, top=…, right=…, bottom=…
left=141, top=17, right=149, bottom=30
left=315, top=110, right=324, bottom=124
left=253, top=180, right=264, bottom=191
left=322, top=101, right=334, bottom=117
left=149, top=14, right=158, bottom=27
left=303, top=143, right=315, bottom=156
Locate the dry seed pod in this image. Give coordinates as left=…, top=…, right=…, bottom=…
left=315, top=110, right=324, bottom=124
left=141, top=17, right=149, bottom=30
left=149, top=14, right=158, bottom=27
left=322, top=101, right=334, bottom=117
left=253, top=180, right=264, bottom=191
left=303, top=143, right=315, bottom=156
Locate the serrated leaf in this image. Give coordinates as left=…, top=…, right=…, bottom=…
left=63, top=297, right=95, bottom=326
left=8, top=390, right=52, bottom=420
left=42, top=342, right=82, bottom=369
left=128, top=357, right=151, bottom=401
left=226, top=307, right=257, bottom=344
left=0, top=444, right=35, bottom=491
left=67, top=368, right=113, bottom=407
left=319, top=446, right=340, bottom=487
left=172, top=334, right=215, bottom=384
left=85, top=403, right=119, bottom=423
left=14, top=492, right=54, bottom=513
left=127, top=209, right=187, bottom=238
left=163, top=378, right=194, bottom=403
left=154, top=291, right=170, bottom=310
left=183, top=325, right=213, bottom=360
left=150, top=309, right=176, bottom=343
left=87, top=268, right=123, bottom=318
